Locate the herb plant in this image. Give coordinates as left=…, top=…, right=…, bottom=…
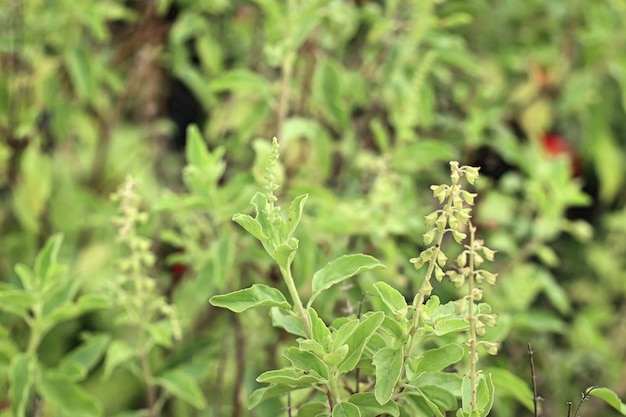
left=210, top=139, right=500, bottom=416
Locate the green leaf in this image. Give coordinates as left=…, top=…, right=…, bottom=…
left=323, top=344, right=349, bottom=367
left=12, top=144, right=52, bottom=233
left=373, top=347, right=403, bottom=405
left=298, top=402, right=329, bottom=417
left=589, top=387, right=626, bottom=415
left=283, top=347, right=328, bottom=379
left=57, top=334, right=110, bottom=382
left=13, top=264, right=35, bottom=294
left=338, top=312, right=385, bottom=373
left=485, top=367, right=534, bottom=412
left=309, top=308, right=332, bottom=347
left=156, top=368, right=208, bottom=409
left=0, top=287, right=36, bottom=319
left=308, top=254, right=384, bottom=308
left=592, top=129, right=624, bottom=203
left=418, top=385, right=457, bottom=414
left=44, top=294, right=109, bottom=328
left=257, top=368, right=325, bottom=385
left=372, top=282, right=408, bottom=320
left=332, top=319, right=359, bottom=351
left=408, top=344, right=464, bottom=379
left=271, top=307, right=307, bottom=337
left=248, top=384, right=299, bottom=409
left=413, top=372, right=463, bottom=396
left=433, top=318, right=468, bottom=335
left=38, top=372, right=102, bottom=417
left=185, top=125, right=211, bottom=169
left=102, top=340, right=135, bottom=380
left=476, top=374, right=495, bottom=417
left=34, top=233, right=64, bottom=287
left=348, top=392, right=400, bottom=417
left=232, top=213, right=266, bottom=242
left=278, top=194, right=308, bottom=241
left=209, top=284, right=291, bottom=313
left=332, top=401, right=361, bottom=417
left=274, top=239, right=299, bottom=269
left=9, top=353, right=36, bottom=417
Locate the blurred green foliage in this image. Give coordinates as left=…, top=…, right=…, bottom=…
left=1, top=0, right=626, bottom=416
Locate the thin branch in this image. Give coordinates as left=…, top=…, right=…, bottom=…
left=528, top=343, right=539, bottom=417
left=573, top=386, right=598, bottom=417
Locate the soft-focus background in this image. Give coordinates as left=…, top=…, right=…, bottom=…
left=1, top=0, right=626, bottom=416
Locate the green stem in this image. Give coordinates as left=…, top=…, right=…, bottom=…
left=280, top=266, right=311, bottom=337
left=468, top=222, right=478, bottom=411
left=327, top=369, right=341, bottom=411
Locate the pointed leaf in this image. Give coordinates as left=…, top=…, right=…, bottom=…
left=589, top=387, right=626, bottom=415
left=156, top=368, right=208, bottom=409
left=339, top=312, right=385, bottom=373
left=185, top=125, right=211, bottom=168
left=34, top=233, right=64, bottom=286
left=372, top=282, right=408, bottom=320
left=232, top=213, right=266, bottom=242
left=309, top=254, right=384, bottom=307
left=373, top=347, right=403, bottom=405
left=476, top=374, right=495, bottom=417
left=309, top=308, right=331, bottom=347
left=210, top=284, right=290, bottom=313
left=278, top=194, right=308, bottom=240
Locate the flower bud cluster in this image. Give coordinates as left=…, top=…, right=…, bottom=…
left=409, top=161, right=480, bottom=290
left=111, top=176, right=182, bottom=341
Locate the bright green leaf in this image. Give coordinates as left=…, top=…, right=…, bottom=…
left=309, top=308, right=332, bottom=347
left=278, top=194, right=308, bottom=241
left=589, top=387, right=626, bottom=415
left=373, top=347, right=403, bottom=405
left=339, top=312, right=385, bottom=373
left=433, top=318, right=468, bottom=335
left=309, top=254, right=384, bottom=308
left=372, top=282, right=408, bottom=320
left=271, top=307, right=307, bottom=337
left=323, top=344, right=349, bottom=367
left=209, top=284, right=291, bottom=313
left=34, top=233, right=64, bottom=287
left=232, top=213, right=266, bottom=242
